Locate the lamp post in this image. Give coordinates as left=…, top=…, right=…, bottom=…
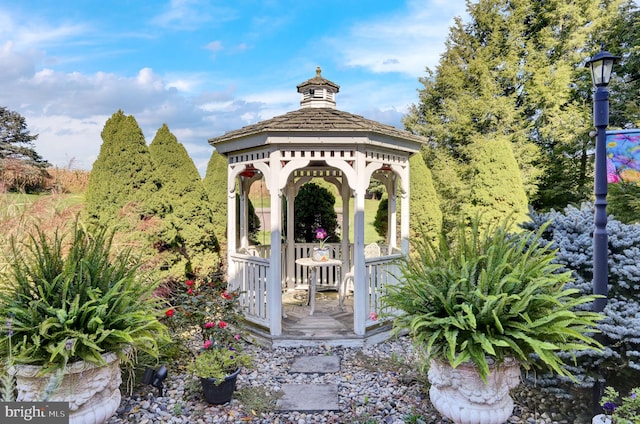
left=585, top=48, right=619, bottom=416
left=585, top=48, right=619, bottom=313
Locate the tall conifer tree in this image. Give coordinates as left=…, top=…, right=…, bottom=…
left=149, top=124, right=220, bottom=280
left=85, top=110, right=159, bottom=225
left=203, top=150, right=229, bottom=254
left=459, top=137, right=529, bottom=228
left=408, top=154, right=442, bottom=242
left=405, top=0, right=625, bottom=212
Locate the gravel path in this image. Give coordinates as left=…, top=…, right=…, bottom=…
left=106, top=336, right=594, bottom=424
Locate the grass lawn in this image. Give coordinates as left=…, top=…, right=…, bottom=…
left=254, top=198, right=382, bottom=246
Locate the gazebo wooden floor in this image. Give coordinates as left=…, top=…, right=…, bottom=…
left=281, top=290, right=354, bottom=338
left=247, top=290, right=393, bottom=347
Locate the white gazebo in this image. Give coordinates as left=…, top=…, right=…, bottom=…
left=209, top=67, right=425, bottom=346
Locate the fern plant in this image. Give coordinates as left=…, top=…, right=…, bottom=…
left=0, top=219, right=170, bottom=375
left=384, top=215, right=604, bottom=382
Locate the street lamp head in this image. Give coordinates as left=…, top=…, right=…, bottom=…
left=585, top=48, right=620, bottom=88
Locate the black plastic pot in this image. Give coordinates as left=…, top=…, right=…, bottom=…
left=200, top=368, right=241, bottom=404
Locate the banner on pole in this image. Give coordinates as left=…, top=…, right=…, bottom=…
left=607, top=129, right=640, bottom=184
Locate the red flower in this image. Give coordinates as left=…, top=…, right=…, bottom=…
left=165, top=309, right=175, bottom=317
left=187, top=288, right=193, bottom=295
left=203, top=340, right=212, bottom=349
left=218, top=321, right=228, bottom=329
left=185, top=280, right=194, bottom=287
left=221, top=292, right=232, bottom=300
left=204, top=322, right=215, bottom=329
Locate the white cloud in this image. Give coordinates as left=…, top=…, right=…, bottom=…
left=28, top=114, right=107, bottom=170
left=327, top=0, right=467, bottom=77
left=150, top=0, right=236, bottom=30
left=205, top=40, right=223, bottom=52
left=0, top=1, right=463, bottom=176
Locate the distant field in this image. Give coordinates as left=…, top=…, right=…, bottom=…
left=253, top=197, right=382, bottom=245
left=2, top=180, right=382, bottom=252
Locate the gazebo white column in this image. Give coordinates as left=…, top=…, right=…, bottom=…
left=227, top=168, right=238, bottom=290
left=258, top=154, right=284, bottom=337
left=285, top=181, right=296, bottom=290
left=239, top=179, right=249, bottom=248
left=352, top=154, right=369, bottom=336
left=387, top=174, right=398, bottom=249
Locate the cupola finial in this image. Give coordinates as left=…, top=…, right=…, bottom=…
left=296, top=66, right=340, bottom=109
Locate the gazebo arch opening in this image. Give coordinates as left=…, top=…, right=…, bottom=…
left=209, top=68, right=424, bottom=346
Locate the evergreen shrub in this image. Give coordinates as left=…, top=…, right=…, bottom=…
left=524, top=204, right=640, bottom=388
left=294, top=182, right=338, bottom=243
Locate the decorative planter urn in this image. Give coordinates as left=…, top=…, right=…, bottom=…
left=428, top=357, right=521, bottom=424
left=592, top=414, right=612, bottom=424
left=11, top=352, right=122, bottom=424
left=200, top=368, right=241, bottom=404
left=312, top=246, right=330, bottom=262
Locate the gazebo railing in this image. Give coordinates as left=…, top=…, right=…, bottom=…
left=230, top=251, right=270, bottom=327
left=230, top=243, right=402, bottom=331
left=364, top=249, right=402, bottom=328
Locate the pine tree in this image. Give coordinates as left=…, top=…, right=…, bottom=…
left=148, top=124, right=220, bottom=280
left=522, top=0, right=623, bottom=209
left=0, top=106, right=50, bottom=192
left=0, top=106, right=48, bottom=167
left=85, top=110, right=160, bottom=225
left=609, top=1, right=640, bottom=129
left=404, top=0, right=625, bottom=212
left=203, top=150, right=228, bottom=253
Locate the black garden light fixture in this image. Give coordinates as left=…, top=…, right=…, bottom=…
left=585, top=47, right=619, bottom=314
left=142, top=365, right=168, bottom=397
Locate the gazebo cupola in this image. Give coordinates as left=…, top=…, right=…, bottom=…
left=297, top=66, right=340, bottom=109
left=209, top=68, right=426, bottom=345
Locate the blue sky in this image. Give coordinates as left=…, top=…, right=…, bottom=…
left=0, top=0, right=467, bottom=175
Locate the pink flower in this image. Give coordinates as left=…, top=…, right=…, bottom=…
left=165, top=309, right=175, bottom=317
left=221, top=292, right=232, bottom=300
left=187, top=288, right=193, bottom=295
left=234, top=334, right=241, bottom=340
left=203, top=340, right=213, bottom=349
left=218, top=321, right=228, bottom=329
left=185, top=280, right=194, bottom=287
left=369, top=312, right=378, bottom=321
left=204, top=322, right=215, bottom=329
left=315, top=228, right=327, bottom=240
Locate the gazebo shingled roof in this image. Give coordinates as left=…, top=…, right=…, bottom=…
left=209, top=107, right=425, bottom=145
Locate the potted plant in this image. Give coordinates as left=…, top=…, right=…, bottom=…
left=0, top=220, right=170, bottom=424
left=384, top=216, right=604, bottom=424
left=594, top=386, right=640, bottom=424
left=165, top=278, right=251, bottom=404
left=312, top=227, right=330, bottom=262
